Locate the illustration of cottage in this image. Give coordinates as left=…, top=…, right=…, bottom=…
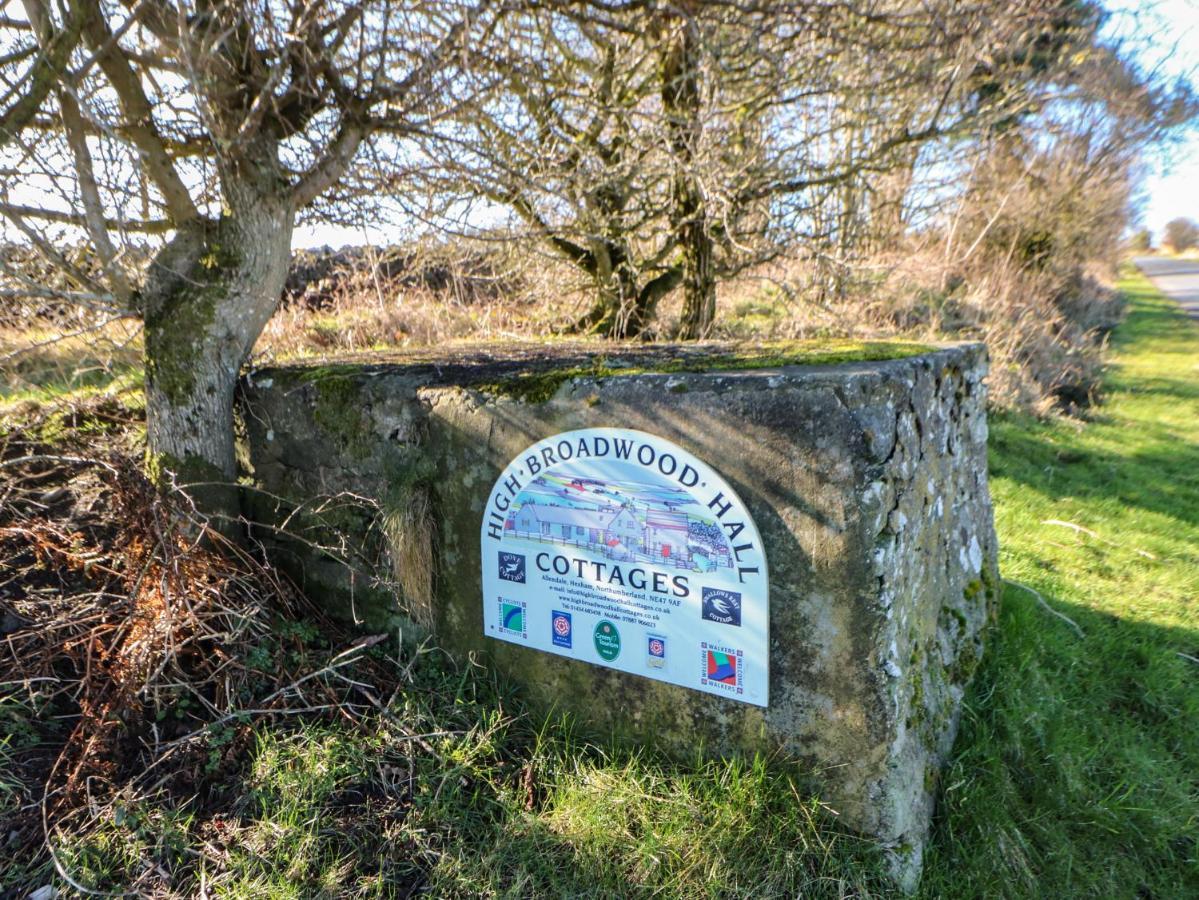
left=511, top=500, right=650, bottom=559
left=645, top=510, right=691, bottom=562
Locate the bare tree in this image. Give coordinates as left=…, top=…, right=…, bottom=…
left=0, top=0, right=493, bottom=520
left=1165, top=217, right=1199, bottom=253
left=416, top=1, right=1087, bottom=338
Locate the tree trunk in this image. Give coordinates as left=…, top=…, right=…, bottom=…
left=572, top=241, right=654, bottom=339
left=141, top=190, right=292, bottom=524
left=662, top=7, right=715, bottom=340
left=676, top=199, right=715, bottom=338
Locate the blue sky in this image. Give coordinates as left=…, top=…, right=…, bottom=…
left=1105, top=0, right=1199, bottom=239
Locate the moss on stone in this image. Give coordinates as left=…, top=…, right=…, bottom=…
left=306, top=373, right=373, bottom=459
left=924, top=765, right=939, bottom=793
left=473, top=339, right=933, bottom=402
left=949, top=639, right=981, bottom=684
left=905, top=644, right=926, bottom=731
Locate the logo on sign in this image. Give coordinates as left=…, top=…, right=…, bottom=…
left=593, top=620, right=621, bottom=661
left=498, top=598, right=526, bottom=638
left=701, top=641, right=744, bottom=694
left=551, top=610, right=572, bottom=648
left=702, top=587, right=742, bottom=627
left=498, top=551, right=526, bottom=583
left=647, top=634, right=666, bottom=669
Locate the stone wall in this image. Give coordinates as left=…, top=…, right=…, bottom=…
left=237, top=342, right=999, bottom=888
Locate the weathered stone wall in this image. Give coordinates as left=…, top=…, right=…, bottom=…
left=238, top=342, right=999, bottom=888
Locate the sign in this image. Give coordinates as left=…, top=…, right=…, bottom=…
left=481, top=428, right=768, bottom=706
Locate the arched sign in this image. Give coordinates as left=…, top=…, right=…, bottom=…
left=481, top=428, right=768, bottom=706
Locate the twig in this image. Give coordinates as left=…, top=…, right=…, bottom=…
left=1005, top=579, right=1085, bottom=639
left=1177, top=652, right=1199, bottom=666
left=0, top=454, right=119, bottom=472
left=155, top=634, right=387, bottom=751
left=1041, top=519, right=1157, bottom=560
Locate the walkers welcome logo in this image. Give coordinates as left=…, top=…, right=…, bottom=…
left=701, top=641, right=744, bottom=695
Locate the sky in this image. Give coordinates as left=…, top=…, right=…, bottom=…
left=1104, top=0, right=1199, bottom=240
left=292, top=0, right=1199, bottom=250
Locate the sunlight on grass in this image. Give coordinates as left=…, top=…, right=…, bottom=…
left=4, top=270, right=1195, bottom=898
left=919, top=268, right=1199, bottom=898
left=0, top=318, right=143, bottom=405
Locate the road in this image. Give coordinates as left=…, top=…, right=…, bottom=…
left=1134, top=256, right=1199, bottom=319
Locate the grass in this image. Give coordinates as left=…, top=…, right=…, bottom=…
left=3, top=269, right=1196, bottom=897
left=0, top=318, right=143, bottom=405
left=919, top=268, right=1199, bottom=897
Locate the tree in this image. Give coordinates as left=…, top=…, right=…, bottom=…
left=0, top=1, right=494, bottom=520
left=416, top=1, right=1101, bottom=338
left=1164, top=217, right=1199, bottom=253
left=1128, top=229, right=1153, bottom=252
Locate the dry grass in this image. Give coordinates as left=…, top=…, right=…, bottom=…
left=252, top=237, right=1125, bottom=416
left=0, top=397, right=398, bottom=893
left=0, top=235, right=1123, bottom=419
left=255, top=241, right=590, bottom=361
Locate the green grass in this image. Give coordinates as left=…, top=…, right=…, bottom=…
left=0, top=319, right=143, bottom=405
left=6, top=270, right=1197, bottom=897
left=919, top=268, right=1199, bottom=897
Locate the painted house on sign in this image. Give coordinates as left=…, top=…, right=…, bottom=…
left=645, top=510, right=691, bottom=562
left=512, top=500, right=643, bottom=557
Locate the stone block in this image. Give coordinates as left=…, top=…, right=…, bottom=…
left=237, top=341, right=999, bottom=888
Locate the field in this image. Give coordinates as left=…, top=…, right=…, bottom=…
left=0, top=269, right=1196, bottom=897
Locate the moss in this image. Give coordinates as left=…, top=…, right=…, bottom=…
left=148, top=450, right=238, bottom=520
left=147, top=450, right=223, bottom=487
left=905, top=644, right=926, bottom=731
left=144, top=231, right=240, bottom=405
left=948, top=639, right=981, bottom=684
left=381, top=453, right=439, bottom=500
left=306, top=373, right=372, bottom=459
left=979, top=564, right=1001, bottom=623
left=474, top=339, right=933, bottom=402
left=962, top=579, right=983, bottom=602
left=474, top=364, right=598, bottom=404
left=924, top=765, right=939, bottom=794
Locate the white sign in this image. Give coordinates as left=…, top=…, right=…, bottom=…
left=480, top=428, right=768, bottom=706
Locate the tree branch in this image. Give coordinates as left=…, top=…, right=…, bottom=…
left=290, top=118, right=367, bottom=209
left=79, top=0, right=198, bottom=223
left=1, top=0, right=86, bottom=145
left=57, top=84, right=133, bottom=301
left=0, top=201, right=173, bottom=233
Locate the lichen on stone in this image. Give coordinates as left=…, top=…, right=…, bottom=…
left=303, top=370, right=373, bottom=458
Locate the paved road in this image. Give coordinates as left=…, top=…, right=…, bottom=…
left=1134, top=256, right=1199, bottom=319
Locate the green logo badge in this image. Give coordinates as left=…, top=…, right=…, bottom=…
left=593, top=620, right=621, bottom=661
